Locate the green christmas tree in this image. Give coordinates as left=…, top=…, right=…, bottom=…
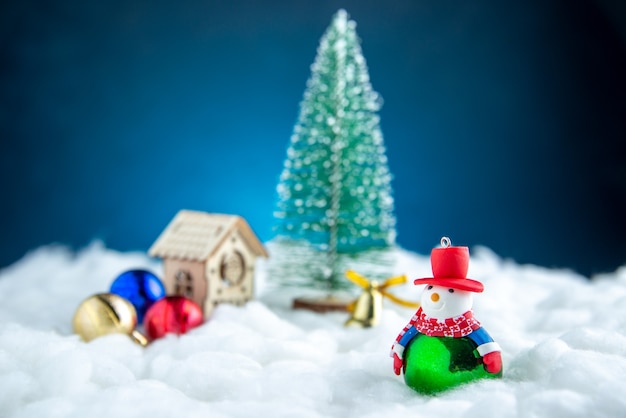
left=271, top=9, right=396, bottom=290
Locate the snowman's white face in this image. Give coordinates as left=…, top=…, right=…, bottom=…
left=420, top=284, right=473, bottom=320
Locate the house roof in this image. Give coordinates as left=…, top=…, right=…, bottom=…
left=148, top=210, right=268, bottom=261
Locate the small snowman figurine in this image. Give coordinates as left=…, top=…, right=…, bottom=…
left=391, top=237, right=502, bottom=394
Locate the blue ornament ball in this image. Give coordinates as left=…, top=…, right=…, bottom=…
left=110, top=269, right=166, bottom=323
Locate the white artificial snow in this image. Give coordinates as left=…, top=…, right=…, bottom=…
left=1, top=242, right=626, bottom=417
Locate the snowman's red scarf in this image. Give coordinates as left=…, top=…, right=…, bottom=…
left=403, top=307, right=481, bottom=339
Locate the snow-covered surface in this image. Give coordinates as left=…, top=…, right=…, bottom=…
left=1, top=242, right=626, bottom=417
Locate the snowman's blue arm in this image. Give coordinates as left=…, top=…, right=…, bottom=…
left=467, top=327, right=494, bottom=346
left=398, top=326, right=420, bottom=347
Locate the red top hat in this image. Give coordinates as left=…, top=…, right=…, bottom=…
left=413, top=237, right=484, bottom=293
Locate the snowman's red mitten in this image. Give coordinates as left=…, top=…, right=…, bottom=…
left=393, top=353, right=403, bottom=375
left=482, top=351, right=502, bottom=374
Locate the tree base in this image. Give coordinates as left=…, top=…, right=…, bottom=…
left=292, top=294, right=352, bottom=313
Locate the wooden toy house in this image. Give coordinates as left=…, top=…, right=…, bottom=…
left=148, top=210, right=268, bottom=317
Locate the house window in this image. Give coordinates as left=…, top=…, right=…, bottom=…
left=220, top=251, right=245, bottom=286
left=174, top=270, right=193, bottom=298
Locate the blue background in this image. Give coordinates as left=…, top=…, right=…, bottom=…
left=2, top=0, right=626, bottom=276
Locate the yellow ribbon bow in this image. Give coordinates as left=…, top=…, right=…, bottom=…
left=344, top=270, right=420, bottom=327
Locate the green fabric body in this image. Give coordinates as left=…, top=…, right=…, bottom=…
left=403, top=334, right=502, bottom=394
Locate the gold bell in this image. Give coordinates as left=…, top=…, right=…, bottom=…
left=344, top=270, right=420, bottom=328
left=72, top=293, right=148, bottom=346
left=345, top=280, right=382, bottom=327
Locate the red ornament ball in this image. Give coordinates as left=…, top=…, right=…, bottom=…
left=143, top=296, right=204, bottom=340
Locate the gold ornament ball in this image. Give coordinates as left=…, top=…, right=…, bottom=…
left=72, top=293, right=147, bottom=346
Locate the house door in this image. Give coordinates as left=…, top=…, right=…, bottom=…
left=174, top=269, right=194, bottom=298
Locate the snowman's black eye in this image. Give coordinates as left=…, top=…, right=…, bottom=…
left=427, top=285, right=433, bottom=290
left=448, top=289, right=455, bottom=293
